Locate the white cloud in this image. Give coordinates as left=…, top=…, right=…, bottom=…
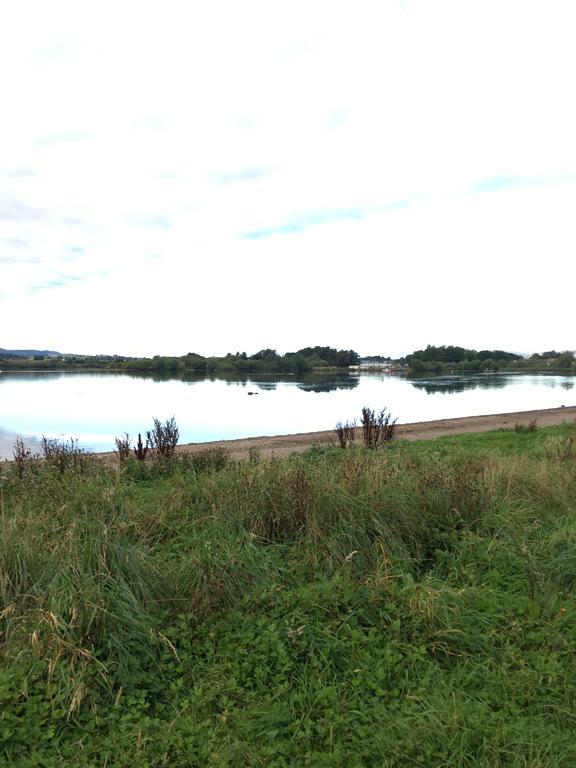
left=1, top=0, right=575, bottom=356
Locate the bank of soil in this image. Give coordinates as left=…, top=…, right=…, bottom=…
left=148, top=406, right=576, bottom=462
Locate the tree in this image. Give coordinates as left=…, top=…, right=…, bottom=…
left=556, top=352, right=574, bottom=369
left=250, top=349, right=278, bottom=360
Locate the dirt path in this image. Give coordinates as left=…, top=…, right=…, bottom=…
left=95, top=406, right=576, bottom=462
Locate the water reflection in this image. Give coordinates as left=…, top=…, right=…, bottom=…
left=202, top=373, right=360, bottom=391
left=410, top=375, right=508, bottom=395
left=0, top=371, right=83, bottom=384
left=175, top=372, right=361, bottom=393
left=254, top=381, right=278, bottom=391
left=296, top=377, right=360, bottom=393
left=0, top=370, right=574, bottom=459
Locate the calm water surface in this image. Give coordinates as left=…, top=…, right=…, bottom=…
left=0, top=370, right=574, bottom=459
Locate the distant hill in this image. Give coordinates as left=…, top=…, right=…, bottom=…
left=0, top=348, right=62, bottom=358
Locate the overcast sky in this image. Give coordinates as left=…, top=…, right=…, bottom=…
left=1, top=0, right=575, bottom=358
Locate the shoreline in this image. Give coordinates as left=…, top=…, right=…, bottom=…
left=94, top=405, right=576, bottom=462
left=3, top=406, right=574, bottom=465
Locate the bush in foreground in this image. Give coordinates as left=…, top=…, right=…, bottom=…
left=335, top=406, right=397, bottom=449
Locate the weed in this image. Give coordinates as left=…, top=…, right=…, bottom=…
left=545, top=426, right=576, bottom=462
left=360, top=406, right=397, bottom=448
left=290, top=465, right=308, bottom=530
left=147, top=415, right=179, bottom=458
left=12, top=436, right=36, bottom=477
left=514, top=419, right=538, bottom=433
left=114, top=433, right=132, bottom=461
left=248, top=447, right=261, bottom=464
left=187, top=445, right=230, bottom=472
left=40, top=436, right=91, bottom=473
left=334, top=419, right=356, bottom=448
left=133, top=433, right=149, bottom=461
left=519, top=543, right=540, bottom=601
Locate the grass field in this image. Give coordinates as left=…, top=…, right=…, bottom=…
left=1, top=423, right=575, bottom=766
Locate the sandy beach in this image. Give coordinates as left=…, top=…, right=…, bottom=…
left=89, top=405, right=576, bottom=463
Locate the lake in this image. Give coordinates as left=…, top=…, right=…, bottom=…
left=0, top=370, right=574, bottom=460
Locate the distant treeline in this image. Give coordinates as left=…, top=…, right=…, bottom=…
left=3, top=344, right=574, bottom=375
left=0, top=346, right=361, bottom=374
left=403, top=345, right=575, bottom=374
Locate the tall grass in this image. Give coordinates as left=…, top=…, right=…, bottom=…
left=1, top=424, right=575, bottom=764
